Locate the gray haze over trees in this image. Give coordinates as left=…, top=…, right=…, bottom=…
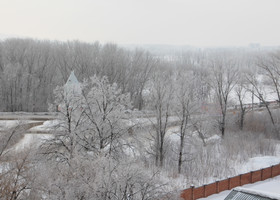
left=0, top=39, right=156, bottom=111
left=1, top=38, right=280, bottom=199
left=0, top=38, right=279, bottom=113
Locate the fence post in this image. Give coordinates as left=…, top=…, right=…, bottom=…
left=203, top=185, right=206, bottom=197
left=216, top=180, right=219, bottom=193
left=239, top=174, right=241, bottom=186
left=228, top=177, right=230, bottom=190
left=261, top=168, right=264, bottom=181
left=190, top=185, right=194, bottom=200
left=250, top=171, right=253, bottom=183
left=271, top=165, right=273, bottom=178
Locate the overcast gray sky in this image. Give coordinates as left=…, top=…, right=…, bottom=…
left=1, top=0, right=280, bottom=47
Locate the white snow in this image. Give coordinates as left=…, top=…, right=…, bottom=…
left=13, top=133, right=53, bottom=152
left=0, top=120, right=20, bottom=130
left=29, top=120, right=61, bottom=132
left=205, top=134, right=221, bottom=144
left=229, top=75, right=279, bottom=106
left=125, top=116, right=180, bottom=127
left=0, top=120, right=48, bottom=131
left=238, top=156, right=280, bottom=174
left=234, top=187, right=280, bottom=199
left=165, top=126, right=222, bottom=145
left=166, top=126, right=180, bottom=142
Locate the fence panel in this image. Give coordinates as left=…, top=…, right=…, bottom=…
left=272, top=164, right=280, bottom=177
left=180, top=164, right=280, bottom=200
left=262, top=168, right=272, bottom=180
left=252, top=170, right=261, bottom=183
left=229, top=176, right=240, bottom=189
left=193, top=186, right=204, bottom=199
left=205, top=183, right=216, bottom=197
left=240, top=172, right=251, bottom=185
left=181, top=188, right=192, bottom=200
left=218, top=179, right=229, bottom=192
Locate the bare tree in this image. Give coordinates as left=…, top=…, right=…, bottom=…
left=0, top=152, right=36, bottom=200
left=148, top=67, right=174, bottom=167
left=209, top=57, right=238, bottom=137
left=245, top=70, right=276, bottom=128
left=126, top=50, right=156, bottom=110
left=81, top=76, right=132, bottom=156
left=42, top=85, right=85, bottom=163
left=257, top=51, right=280, bottom=104
left=174, top=71, right=198, bottom=173
left=40, top=75, right=172, bottom=200
left=0, top=125, right=39, bottom=200
left=235, top=72, right=249, bottom=130
left=44, top=75, right=132, bottom=162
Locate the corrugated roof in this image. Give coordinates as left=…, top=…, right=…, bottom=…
left=225, top=188, right=279, bottom=200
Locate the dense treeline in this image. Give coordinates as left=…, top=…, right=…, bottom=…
left=0, top=38, right=156, bottom=111
left=1, top=38, right=280, bottom=139
left=2, top=38, right=278, bottom=115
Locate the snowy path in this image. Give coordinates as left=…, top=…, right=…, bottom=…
left=0, top=112, right=57, bottom=120
left=0, top=119, right=53, bottom=154
left=12, top=133, right=53, bottom=152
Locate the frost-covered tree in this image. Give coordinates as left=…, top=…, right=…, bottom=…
left=257, top=51, right=280, bottom=104
left=81, top=75, right=131, bottom=157
left=40, top=156, right=174, bottom=200
left=245, top=68, right=278, bottom=136
left=235, top=71, right=250, bottom=130
left=39, top=75, right=176, bottom=200
left=209, top=57, right=238, bottom=137
left=147, top=67, right=174, bottom=167
left=44, top=75, right=131, bottom=162
left=174, top=72, right=199, bottom=173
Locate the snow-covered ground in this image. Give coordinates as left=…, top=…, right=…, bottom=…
left=166, top=126, right=221, bottom=145
left=124, top=116, right=180, bottom=127
left=0, top=119, right=55, bottom=153
left=12, top=133, right=53, bottom=152
left=229, top=74, right=279, bottom=106
left=0, top=120, right=47, bottom=131
left=29, top=120, right=61, bottom=132
left=0, top=120, right=20, bottom=131
left=238, top=156, right=280, bottom=174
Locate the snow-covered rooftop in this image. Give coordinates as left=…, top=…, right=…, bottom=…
left=65, top=71, right=80, bottom=85
left=227, top=187, right=280, bottom=200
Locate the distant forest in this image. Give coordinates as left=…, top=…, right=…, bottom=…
left=0, top=38, right=157, bottom=111
left=0, top=38, right=278, bottom=112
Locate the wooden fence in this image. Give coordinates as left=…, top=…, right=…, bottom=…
left=180, top=163, right=280, bottom=200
